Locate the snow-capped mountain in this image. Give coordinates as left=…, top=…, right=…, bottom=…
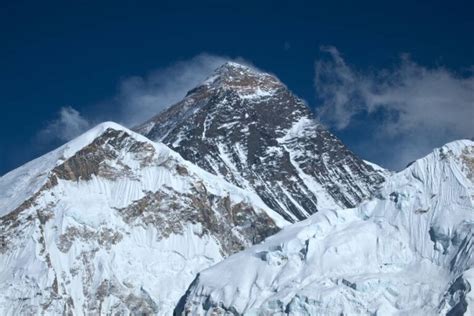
left=177, top=140, right=474, bottom=315
left=135, top=62, right=386, bottom=222
left=0, top=122, right=288, bottom=315
left=3, top=61, right=461, bottom=316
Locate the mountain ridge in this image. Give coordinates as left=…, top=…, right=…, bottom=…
left=3, top=62, right=457, bottom=316
left=177, top=139, right=474, bottom=315
left=0, top=122, right=287, bottom=315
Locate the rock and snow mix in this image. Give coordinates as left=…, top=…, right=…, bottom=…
left=0, top=123, right=286, bottom=315
left=0, top=62, right=471, bottom=316
left=135, top=62, right=386, bottom=223
left=177, top=140, right=474, bottom=315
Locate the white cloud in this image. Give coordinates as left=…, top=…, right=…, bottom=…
left=38, top=53, right=240, bottom=143
left=38, top=106, right=91, bottom=142
left=114, top=53, right=231, bottom=126
left=315, top=46, right=474, bottom=169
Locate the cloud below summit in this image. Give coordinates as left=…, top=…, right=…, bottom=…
left=315, top=46, right=474, bottom=169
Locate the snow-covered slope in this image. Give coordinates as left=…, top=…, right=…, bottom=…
left=0, top=122, right=288, bottom=315
left=177, top=140, right=474, bottom=315
left=135, top=62, right=386, bottom=222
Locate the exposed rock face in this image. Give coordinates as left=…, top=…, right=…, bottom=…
left=119, top=186, right=279, bottom=255
left=176, top=140, right=474, bottom=316
left=0, top=123, right=285, bottom=315
left=135, top=62, right=386, bottom=222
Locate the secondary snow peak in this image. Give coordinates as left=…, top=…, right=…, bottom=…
left=0, top=121, right=287, bottom=315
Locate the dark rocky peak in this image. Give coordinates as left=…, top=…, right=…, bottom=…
left=134, top=62, right=288, bottom=142
left=134, top=63, right=386, bottom=223
left=185, top=61, right=284, bottom=99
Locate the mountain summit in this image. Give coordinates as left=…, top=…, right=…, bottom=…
left=135, top=62, right=387, bottom=222
left=199, top=61, right=283, bottom=96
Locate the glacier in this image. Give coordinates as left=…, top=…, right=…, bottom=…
left=177, top=140, right=474, bottom=315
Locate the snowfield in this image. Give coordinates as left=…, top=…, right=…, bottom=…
left=177, top=140, right=474, bottom=315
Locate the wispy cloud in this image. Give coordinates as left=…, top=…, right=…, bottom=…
left=37, top=106, right=91, bottom=143
left=114, top=53, right=231, bottom=126
left=39, top=53, right=240, bottom=143
left=315, top=46, right=474, bottom=169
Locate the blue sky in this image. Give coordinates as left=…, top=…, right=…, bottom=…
left=1, top=0, right=473, bottom=174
